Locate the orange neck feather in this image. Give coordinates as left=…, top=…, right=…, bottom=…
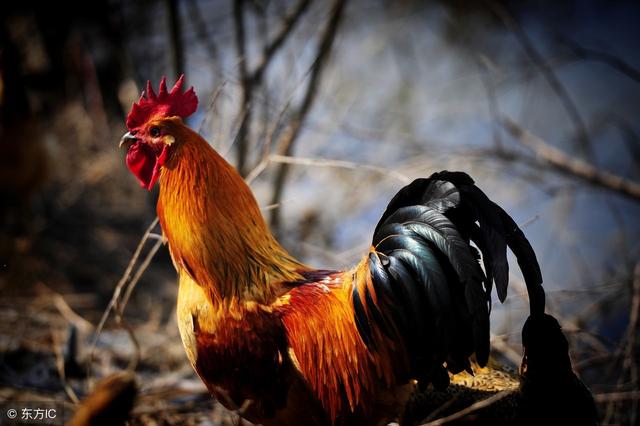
left=156, top=124, right=305, bottom=305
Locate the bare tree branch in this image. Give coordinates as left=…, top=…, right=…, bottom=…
left=269, top=0, right=347, bottom=232
left=167, top=0, right=184, bottom=75
left=559, top=36, right=640, bottom=84
left=502, top=117, right=640, bottom=201
left=595, top=391, right=640, bottom=403
left=245, top=52, right=324, bottom=185
left=232, top=0, right=252, bottom=176
left=232, top=0, right=313, bottom=176
left=588, top=113, right=640, bottom=171
left=251, top=0, right=312, bottom=83
left=487, top=0, right=594, bottom=161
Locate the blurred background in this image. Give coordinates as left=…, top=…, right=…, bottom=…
left=1, top=0, right=638, bottom=424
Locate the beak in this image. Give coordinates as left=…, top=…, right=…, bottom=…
left=119, top=132, right=138, bottom=149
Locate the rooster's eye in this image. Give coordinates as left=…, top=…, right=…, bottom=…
left=150, top=127, right=161, bottom=137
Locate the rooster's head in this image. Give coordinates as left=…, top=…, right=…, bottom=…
left=120, top=75, right=198, bottom=190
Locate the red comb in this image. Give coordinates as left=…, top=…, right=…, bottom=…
left=126, top=75, right=198, bottom=129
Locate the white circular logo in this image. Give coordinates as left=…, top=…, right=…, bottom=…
left=6, top=408, right=17, bottom=419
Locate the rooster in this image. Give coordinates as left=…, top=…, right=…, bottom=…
left=119, top=76, right=546, bottom=425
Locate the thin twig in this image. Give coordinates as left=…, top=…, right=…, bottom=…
left=609, top=262, right=640, bottom=424
left=245, top=159, right=269, bottom=185
left=232, top=0, right=312, bottom=176
left=37, top=284, right=95, bottom=333
left=113, top=237, right=164, bottom=372
left=419, top=390, right=512, bottom=426
left=594, top=391, right=640, bottom=403
left=185, top=0, right=221, bottom=74
left=117, top=238, right=164, bottom=319
left=88, top=217, right=159, bottom=384
left=502, top=117, right=640, bottom=201
left=559, top=36, right=640, bottom=84
left=473, top=53, right=503, bottom=150
left=167, top=0, right=184, bottom=75
left=573, top=353, right=618, bottom=375
left=421, top=393, right=464, bottom=424
left=267, top=154, right=410, bottom=183
left=518, top=214, right=540, bottom=229
left=232, top=0, right=252, bottom=176
left=53, top=295, right=94, bottom=333
left=259, top=202, right=282, bottom=212
left=245, top=47, right=321, bottom=185
left=116, top=317, right=142, bottom=373
left=52, top=328, right=80, bottom=404
left=235, top=398, right=253, bottom=426
left=198, top=78, right=229, bottom=136
left=226, top=104, right=253, bottom=159
left=251, top=0, right=313, bottom=83
left=486, top=0, right=594, bottom=160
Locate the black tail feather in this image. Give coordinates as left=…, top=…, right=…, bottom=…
left=352, top=170, right=543, bottom=388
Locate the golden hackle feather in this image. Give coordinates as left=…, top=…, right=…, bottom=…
left=155, top=117, right=305, bottom=306
left=278, top=278, right=380, bottom=420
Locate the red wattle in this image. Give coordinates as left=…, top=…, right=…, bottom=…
left=125, top=142, right=168, bottom=190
